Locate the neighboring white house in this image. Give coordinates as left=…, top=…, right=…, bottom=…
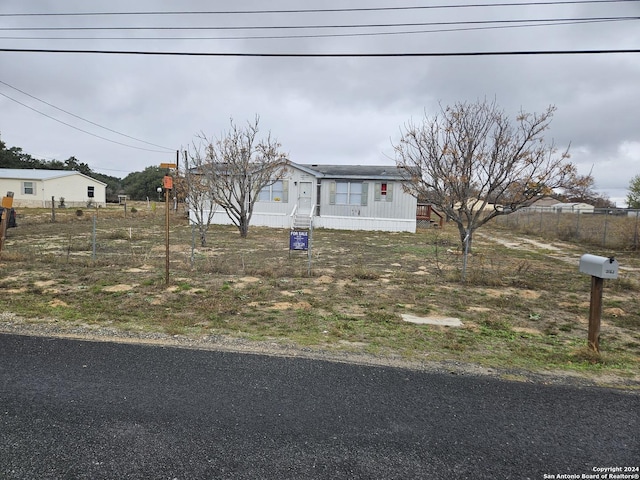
left=0, top=169, right=107, bottom=208
left=551, top=202, right=595, bottom=214
left=195, top=162, right=418, bottom=233
left=526, top=200, right=595, bottom=214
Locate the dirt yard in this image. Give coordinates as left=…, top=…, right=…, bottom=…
left=1, top=205, right=639, bottom=388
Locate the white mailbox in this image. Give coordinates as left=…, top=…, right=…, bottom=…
left=579, top=254, right=619, bottom=279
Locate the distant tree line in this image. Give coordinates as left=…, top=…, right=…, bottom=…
left=0, top=140, right=167, bottom=202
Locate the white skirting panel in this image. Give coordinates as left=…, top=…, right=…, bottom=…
left=191, top=210, right=292, bottom=229
left=314, top=215, right=416, bottom=233
left=250, top=212, right=292, bottom=229
left=191, top=211, right=416, bottom=233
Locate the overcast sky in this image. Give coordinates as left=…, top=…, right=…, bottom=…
left=1, top=0, right=638, bottom=206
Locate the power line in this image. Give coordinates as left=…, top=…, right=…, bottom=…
left=0, top=18, right=629, bottom=42
left=0, top=79, right=174, bottom=151
left=0, top=90, right=171, bottom=153
left=0, top=0, right=636, bottom=17
left=91, top=166, right=138, bottom=174
left=1, top=16, right=637, bottom=32
left=1, top=48, right=638, bottom=57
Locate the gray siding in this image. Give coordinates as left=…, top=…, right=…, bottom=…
left=319, top=180, right=415, bottom=220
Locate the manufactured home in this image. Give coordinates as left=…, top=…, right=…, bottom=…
left=192, top=162, right=417, bottom=233
left=0, top=169, right=107, bottom=208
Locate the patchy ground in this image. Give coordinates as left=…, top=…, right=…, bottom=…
left=1, top=206, right=639, bottom=389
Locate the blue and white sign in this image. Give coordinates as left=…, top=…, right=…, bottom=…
left=290, top=230, right=309, bottom=251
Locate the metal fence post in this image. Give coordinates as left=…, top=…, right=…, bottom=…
left=539, top=210, right=543, bottom=232
left=92, top=214, right=97, bottom=260
left=634, top=211, right=639, bottom=251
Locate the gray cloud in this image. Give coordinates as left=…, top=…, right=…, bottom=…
left=0, top=0, right=638, bottom=205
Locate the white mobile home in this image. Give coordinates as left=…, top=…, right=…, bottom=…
left=550, top=202, right=595, bottom=214
left=195, top=162, right=417, bottom=233
left=526, top=201, right=595, bottom=214
left=0, top=169, right=107, bottom=208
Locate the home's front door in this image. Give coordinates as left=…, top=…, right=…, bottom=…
left=298, top=181, right=313, bottom=214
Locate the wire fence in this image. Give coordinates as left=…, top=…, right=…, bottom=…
left=493, top=208, right=640, bottom=251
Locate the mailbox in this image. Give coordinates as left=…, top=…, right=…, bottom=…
left=579, top=254, right=619, bottom=279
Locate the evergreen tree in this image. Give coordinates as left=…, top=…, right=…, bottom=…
left=627, top=174, right=640, bottom=209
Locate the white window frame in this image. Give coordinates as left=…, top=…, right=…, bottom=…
left=331, top=181, right=368, bottom=206
left=22, top=181, right=35, bottom=195
left=258, top=180, right=288, bottom=202
left=337, top=181, right=362, bottom=205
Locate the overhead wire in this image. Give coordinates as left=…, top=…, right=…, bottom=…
left=1, top=16, right=637, bottom=33
left=0, top=18, right=631, bottom=42
left=1, top=47, right=638, bottom=56
left=0, top=0, right=637, bottom=17
left=1, top=2, right=636, bottom=45
left=0, top=90, right=172, bottom=153
left=0, top=79, right=174, bottom=151
left=1, top=1, right=636, bottom=161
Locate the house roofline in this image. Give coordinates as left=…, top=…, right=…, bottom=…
left=288, top=161, right=323, bottom=177
left=0, top=168, right=107, bottom=186
left=292, top=162, right=405, bottom=181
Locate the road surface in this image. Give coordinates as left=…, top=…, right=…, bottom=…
left=1, top=334, right=638, bottom=479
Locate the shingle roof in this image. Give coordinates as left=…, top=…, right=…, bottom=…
left=298, top=164, right=405, bottom=180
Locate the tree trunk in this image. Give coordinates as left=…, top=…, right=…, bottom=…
left=239, top=218, right=249, bottom=238
left=457, top=225, right=474, bottom=254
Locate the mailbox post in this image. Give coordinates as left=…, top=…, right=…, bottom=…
left=579, top=254, right=619, bottom=352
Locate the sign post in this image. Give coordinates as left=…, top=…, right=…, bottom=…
left=158, top=171, right=174, bottom=286
left=289, top=229, right=312, bottom=276
left=0, top=191, right=14, bottom=253
left=164, top=176, right=172, bottom=285
left=289, top=230, right=309, bottom=251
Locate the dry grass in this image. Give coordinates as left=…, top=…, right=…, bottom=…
left=1, top=203, right=639, bottom=385
left=495, top=210, right=640, bottom=251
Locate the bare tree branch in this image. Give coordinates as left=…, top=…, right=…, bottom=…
left=188, top=116, right=289, bottom=238
left=394, top=100, right=576, bottom=260
left=179, top=140, right=217, bottom=247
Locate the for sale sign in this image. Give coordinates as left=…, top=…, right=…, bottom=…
left=290, top=230, right=309, bottom=251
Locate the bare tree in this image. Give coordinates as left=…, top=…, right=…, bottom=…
left=394, top=99, right=577, bottom=270
left=191, top=116, right=288, bottom=238
left=179, top=145, right=217, bottom=247
left=560, top=165, right=615, bottom=208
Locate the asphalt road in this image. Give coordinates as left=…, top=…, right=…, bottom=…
left=0, top=334, right=638, bottom=480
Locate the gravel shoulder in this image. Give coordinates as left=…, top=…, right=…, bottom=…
left=2, top=314, right=638, bottom=393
